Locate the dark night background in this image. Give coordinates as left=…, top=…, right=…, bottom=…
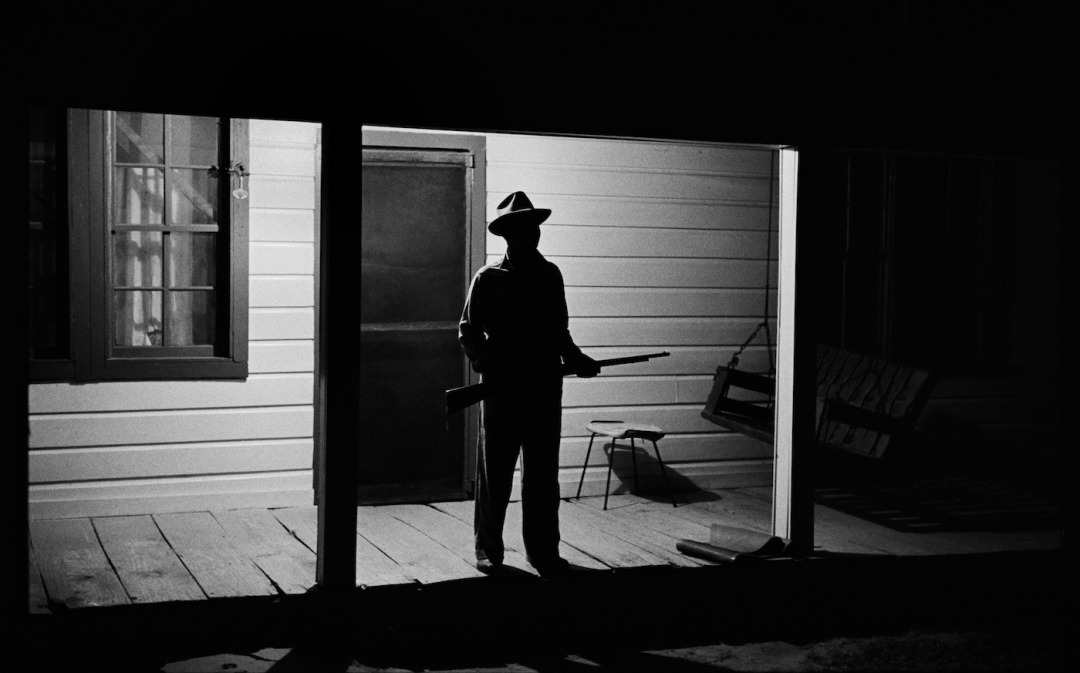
left=4, top=1, right=1075, bottom=670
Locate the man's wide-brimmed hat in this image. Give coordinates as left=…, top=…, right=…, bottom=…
left=488, top=191, right=551, bottom=236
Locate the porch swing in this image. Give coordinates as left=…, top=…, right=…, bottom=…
left=700, top=174, right=778, bottom=445
left=701, top=307, right=938, bottom=456
left=700, top=279, right=778, bottom=443
left=700, top=173, right=937, bottom=457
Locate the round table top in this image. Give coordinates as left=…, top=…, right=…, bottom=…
left=586, top=422, right=665, bottom=440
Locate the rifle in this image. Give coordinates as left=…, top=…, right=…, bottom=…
left=445, top=351, right=670, bottom=415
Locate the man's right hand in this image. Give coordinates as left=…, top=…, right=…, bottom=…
left=573, top=354, right=601, bottom=378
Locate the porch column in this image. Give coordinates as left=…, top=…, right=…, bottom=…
left=315, top=119, right=360, bottom=590
left=772, top=148, right=815, bottom=554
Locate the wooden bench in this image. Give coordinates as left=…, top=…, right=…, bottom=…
left=701, top=344, right=935, bottom=461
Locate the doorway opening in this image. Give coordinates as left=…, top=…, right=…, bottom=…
left=359, top=131, right=486, bottom=504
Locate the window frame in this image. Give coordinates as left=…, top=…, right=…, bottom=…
left=29, top=108, right=249, bottom=383
left=803, top=147, right=1002, bottom=375
left=27, top=106, right=75, bottom=382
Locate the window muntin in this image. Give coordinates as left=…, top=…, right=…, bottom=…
left=108, top=112, right=223, bottom=357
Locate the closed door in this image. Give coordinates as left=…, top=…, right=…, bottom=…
left=360, top=148, right=472, bottom=503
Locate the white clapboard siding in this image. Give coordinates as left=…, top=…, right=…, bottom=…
left=29, top=406, right=314, bottom=449
left=250, top=308, right=316, bottom=340
left=561, top=375, right=760, bottom=409
left=249, top=342, right=314, bottom=373
left=249, top=145, right=317, bottom=177
left=250, top=119, right=320, bottom=146
left=558, top=433, right=773, bottom=468
left=250, top=209, right=316, bottom=242
left=28, top=120, right=321, bottom=519
left=250, top=276, right=314, bottom=307
left=488, top=225, right=778, bottom=259
left=490, top=256, right=777, bottom=289
left=488, top=193, right=777, bottom=231
left=567, top=288, right=777, bottom=318
left=563, top=377, right=679, bottom=408
left=488, top=165, right=773, bottom=202
left=574, top=346, right=773, bottom=377
left=29, top=439, right=312, bottom=482
left=560, top=405, right=723, bottom=438
left=487, top=135, right=774, bottom=174
left=487, top=132, right=779, bottom=493
left=570, top=318, right=778, bottom=347
left=250, top=242, right=315, bottom=275
left=565, top=373, right=760, bottom=410
left=29, top=374, right=314, bottom=413
left=28, top=472, right=315, bottom=520
left=248, top=176, right=317, bottom=210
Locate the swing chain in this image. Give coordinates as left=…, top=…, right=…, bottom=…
left=727, top=320, right=769, bottom=370
left=725, top=152, right=777, bottom=377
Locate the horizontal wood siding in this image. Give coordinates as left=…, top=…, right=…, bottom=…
left=28, top=119, right=321, bottom=519
left=485, top=133, right=780, bottom=496
left=915, top=374, right=1062, bottom=474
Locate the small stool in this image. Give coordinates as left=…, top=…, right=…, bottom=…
left=576, top=421, right=677, bottom=510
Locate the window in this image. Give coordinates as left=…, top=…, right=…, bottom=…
left=28, top=106, right=71, bottom=379
left=805, top=151, right=889, bottom=356
left=801, top=148, right=1006, bottom=374
left=28, top=108, right=248, bottom=381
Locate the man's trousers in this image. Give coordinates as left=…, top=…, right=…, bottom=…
left=473, top=376, right=563, bottom=565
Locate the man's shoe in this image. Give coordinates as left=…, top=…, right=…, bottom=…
left=530, top=556, right=570, bottom=578
left=476, top=558, right=503, bottom=574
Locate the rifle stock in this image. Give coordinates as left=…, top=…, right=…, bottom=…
left=445, top=351, right=669, bottom=415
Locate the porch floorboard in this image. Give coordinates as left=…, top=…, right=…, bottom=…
left=27, top=487, right=1063, bottom=613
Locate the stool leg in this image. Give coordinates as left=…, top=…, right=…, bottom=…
left=603, top=441, right=615, bottom=510
left=652, top=439, right=677, bottom=507
left=630, top=437, right=639, bottom=495
left=577, top=433, right=597, bottom=500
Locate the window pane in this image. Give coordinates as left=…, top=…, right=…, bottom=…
left=115, top=112, right=164, bottom=164
left=114, top=291, right=163, bottom=346
left=115, top=167, right=164, bottom=224
left=170, top=116, right=219, bottom=166
left=169, top=233, right=216, bottom=287
left=113, top=231, right=162, bottom=287
left=166, top=291, right=216, bottom=346
left=170, top=168, right=218, bottom=224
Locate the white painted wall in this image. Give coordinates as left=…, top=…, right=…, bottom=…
left=28, top=119, right=321, bottom=519
left=481, top=133, right=781, bottom=498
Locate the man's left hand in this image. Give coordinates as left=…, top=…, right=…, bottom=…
left=574, top=355, right=601, bottom=378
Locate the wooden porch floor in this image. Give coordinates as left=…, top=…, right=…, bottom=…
left=28, top=487, right=1063, bottom=614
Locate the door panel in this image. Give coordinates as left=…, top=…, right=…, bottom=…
left=360, top=149, right=470, bottom=503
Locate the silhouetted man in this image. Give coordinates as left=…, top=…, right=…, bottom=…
left=459, top=191, right=599, bottom=577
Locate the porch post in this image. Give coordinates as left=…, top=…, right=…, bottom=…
left=772, top=148, right=816, bottom=554
left=315, top=119, right=359, bottom=591
left=5, top=103, right=30, bottom=624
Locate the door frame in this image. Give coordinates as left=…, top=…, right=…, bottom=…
left=348, top=127, right=486, bottom=499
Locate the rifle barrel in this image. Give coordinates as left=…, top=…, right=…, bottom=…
left=446, top=351, right=669, bottom=415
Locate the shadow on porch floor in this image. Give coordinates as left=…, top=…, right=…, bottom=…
left=21, top=545, right=1066, bottom=672
left=28, top=486, right=1062, bottom=616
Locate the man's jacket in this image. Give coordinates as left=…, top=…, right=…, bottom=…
left=459, top=252, right=586, bottom=381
